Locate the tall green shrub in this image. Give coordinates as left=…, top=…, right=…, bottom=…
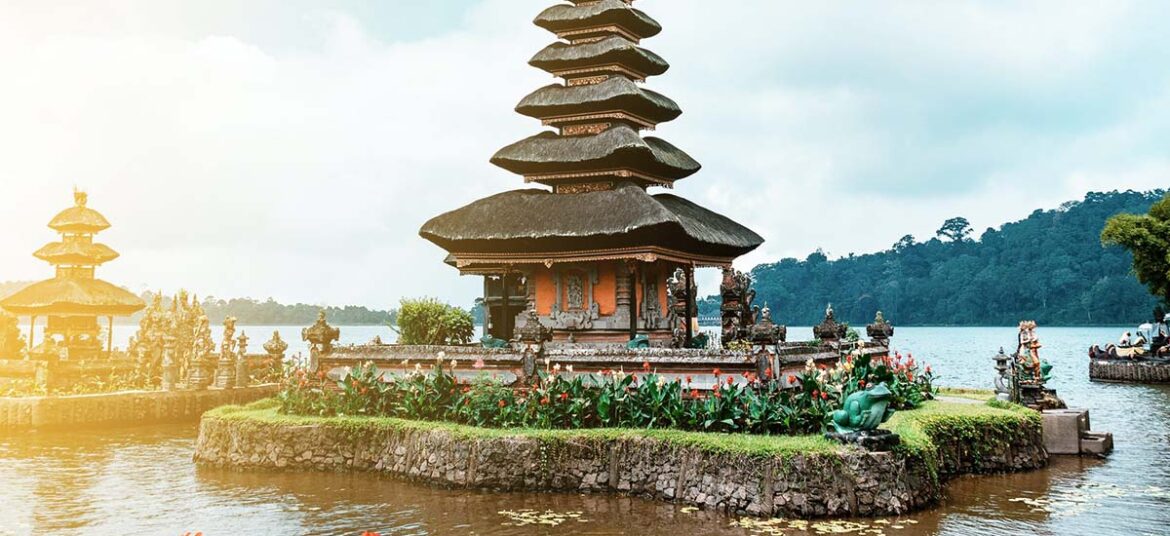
left=396, top=298, right=474, bottom=346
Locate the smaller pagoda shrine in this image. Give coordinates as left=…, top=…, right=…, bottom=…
left=1, top=191, right=145, bottom=359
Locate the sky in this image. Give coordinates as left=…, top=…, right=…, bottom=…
left=0, top=0, right=1167, bottom=310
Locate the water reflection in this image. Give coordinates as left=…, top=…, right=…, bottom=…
left=3, top=327, right=1170, bottom=535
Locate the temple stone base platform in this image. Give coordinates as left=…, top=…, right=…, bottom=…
left=196, top=400, right=1046, bottom=519
left=1041, top=408, right=1113, bottom=456
left=1090, top=359, right=1170, bottom=384
left=0, top=385, right=278, bottom=431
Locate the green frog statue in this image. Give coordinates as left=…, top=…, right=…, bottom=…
left=826, top=383, right=901, bottom=450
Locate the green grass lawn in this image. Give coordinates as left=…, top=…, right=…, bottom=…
left=206, top=396, right=1036, bottom=460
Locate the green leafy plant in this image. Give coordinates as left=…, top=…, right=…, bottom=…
left=395, top=298, right=475, bottom=346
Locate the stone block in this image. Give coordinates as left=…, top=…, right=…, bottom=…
left=1080, top=431, right=1113, bottom=456
left=1042, top=409, right=1088, bottom=455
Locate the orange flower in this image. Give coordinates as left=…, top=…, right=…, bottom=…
left=764, top=367, right=773, bottom=379
left=498, top=399, right=506, bottom=408
left=787, top=374, right=797, bottom=384
left=690, top=389, right=701, bottom=399
left=540, top=397, right=550, bottom=405
left=713, top=368, right=722, bottom=377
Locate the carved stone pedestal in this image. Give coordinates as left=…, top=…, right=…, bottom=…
left=824, top=429, right=901, bottom=451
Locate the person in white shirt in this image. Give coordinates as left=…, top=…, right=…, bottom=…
left=1119, top=332, right=1132, bottom=348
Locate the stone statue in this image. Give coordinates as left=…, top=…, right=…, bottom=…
left=235, top=331, right=251, bottom=387
left=263, top=330, right=288, bottom=357
left=813, top=303, right=848, bottom=342
left=831, top=383, right=894, bottom=434
left=866, top=311, right=894, bottom=345
left=0, top=310, right=26, bottom=360
left=749, top=304, right=786, bottom=348
left=188, top=315, right=215, bottom=389
left=214, top=317, right=238, bottom=389
left=719, top=268, right=755, bottom=346
left=302, top=310, right=340, bottom=356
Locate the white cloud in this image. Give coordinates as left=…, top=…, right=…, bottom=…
left=0, top=0, right=1166, bottom=309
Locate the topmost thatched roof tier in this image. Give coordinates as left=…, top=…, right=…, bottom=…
left=419, top=182, right=764, bottom=261
left=535, top=0, right=662, bottom=40
left=530, top=36, right=668, bottom=78
left=49, top=191, right=110, bottom=233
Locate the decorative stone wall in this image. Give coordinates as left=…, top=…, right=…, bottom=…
left=1090, top=359, right=1170, bottom=384
left=194, top=406, right=1047, bottom=518
left=0, top=385, right=278, bottom=430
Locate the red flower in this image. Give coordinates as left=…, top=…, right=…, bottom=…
left=726, top=376, right=734, bottom=386
left=713, top=368, right=722, bottom=377
left=540, top=397, right=550, bottom=405
left=685, top=375, right=693, bottom=384
left=926, top=365, right=932, bottom=374
left=812, top=390, right=820, bottom=399
left=690, top=389, right=701, bottom=399
left=642, top=361, right=651, bottom=372
left=713, top=389, right=722, bottom=399
left=559, top=392, right=569, bottom=402
left=359, top=387, right=368, bottom=395
left=461, top=386, right=470, bottom=393
left=498, top=400, right=507, bottom=408
left=858, top=380, right=866, bottom=388
left=818, top=363, right=826, bottom=370
left=764, top=367, right=773, bottom=379
left=821, top=392, right=829, bottom=400
left=629, top=373, right=638, bottom=384
left=787, top=374, right=797, bottom=384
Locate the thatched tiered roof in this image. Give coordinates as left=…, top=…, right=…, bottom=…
left=420, top=183, right=763, bottom=261
left=491, top=125, right=699, bottom=180
left=420, top=1, right=763, bottom=267
left=517, top=77, right=681, bottom=124
left=0, top=278, right=144, bottom=316
left=48, top=192, right=110, bottom=233
left=535, top=0, right=662, bottom=40
left=34, top=241, right=120, bottom=265
left=530, top=36, right=669, bottom=78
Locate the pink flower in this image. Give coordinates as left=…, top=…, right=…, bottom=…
left=473, top=358, right=485, bottom=369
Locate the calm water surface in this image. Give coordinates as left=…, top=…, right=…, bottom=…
left=3, top=326, right=1169, bottom=535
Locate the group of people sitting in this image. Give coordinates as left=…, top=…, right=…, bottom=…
left=1091, top=314, right=1170, bottom=360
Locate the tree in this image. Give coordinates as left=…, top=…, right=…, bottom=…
left=892, top=235, right=916, bottom=253
left=936, top=217, right=973, bottom=242
left=396, top=298, right=474, bottom=345
left=1102, top=193, right=1170, bottom=305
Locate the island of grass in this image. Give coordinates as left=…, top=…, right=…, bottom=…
left=195, top=394, right=1044, bottom=518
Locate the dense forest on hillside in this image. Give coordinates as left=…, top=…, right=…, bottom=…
left=700, top=190, right=1167, bottom=327
left=0, top=284, right=396, bottom=326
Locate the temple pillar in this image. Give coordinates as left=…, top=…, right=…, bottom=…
left=28, top=315, right=36, bottom=352
left=684, top=266, right=694, bottom=346
left=501, top=269, right=512, bottom=340
left=106, top=316, right=114, bottom=358
left=627, top=263, right=638, bottom=340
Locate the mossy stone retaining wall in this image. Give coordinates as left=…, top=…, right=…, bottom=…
left=1090, top=359, right=1170, bottom=383
left=194, top=400, right=1046, bottom=518
left=0, top=385, right=278, bottom=430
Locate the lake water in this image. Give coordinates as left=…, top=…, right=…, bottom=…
left=3, top=326, right=1169, bottom=535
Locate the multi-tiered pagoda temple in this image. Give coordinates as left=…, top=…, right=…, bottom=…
left=1, top=191, right=144, bottom=359
left=421, top=0, right=763, bottom=346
